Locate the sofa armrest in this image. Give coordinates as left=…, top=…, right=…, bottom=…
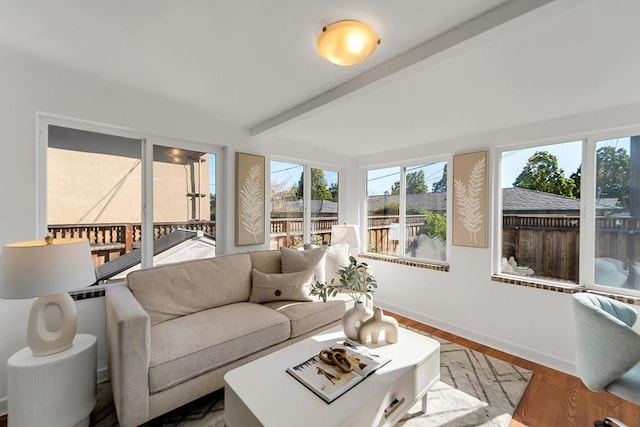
left=106, top=283, right=151, bottom=427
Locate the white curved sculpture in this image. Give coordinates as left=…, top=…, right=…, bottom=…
left=358, top=308, right=399, bottom=345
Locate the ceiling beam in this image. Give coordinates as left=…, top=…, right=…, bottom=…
left=249, top=0, right=557, bottom=137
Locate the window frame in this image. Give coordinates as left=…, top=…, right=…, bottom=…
left=493, top=125, right=640, bottom=298
left=37, top=113, right=225, bottom=273
left=362, top=156, right=451, bottom=266
left=269, top=156, right=343, bottom=247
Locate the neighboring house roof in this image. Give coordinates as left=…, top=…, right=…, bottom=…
left=96, top=230, right=216, bottom=282
left=366, top=187, right=619, bottom=215
left=367, top=193, right=447, bottom=214
left=271, top=199, right=338, bottom=214
left=502, top=187, right=620, bottom=214
left=502, top=187, right=580, bottom=213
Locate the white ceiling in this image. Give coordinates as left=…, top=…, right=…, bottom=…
left=1, top=0, right=639, bottom=156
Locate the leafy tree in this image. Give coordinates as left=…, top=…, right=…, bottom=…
left=569, top=166, right=581, bottom=199
left=271, top=181, right=298, bottom=202
left=296, top=169, right=332, bottom=201
left=513, top=151, right=575, bottom=197
left=371, top=204, right=446, bottom=242
left=329, top=182, right=339, bottom=202
left=391, top=170, right=428, bottom=195
left=432, top=164, right=447, bottom=193
left=596, top=146, right=629, bottom=207
left=373, top=202, right=423, bottom=215
left=422, top=211, right=446, bottom=241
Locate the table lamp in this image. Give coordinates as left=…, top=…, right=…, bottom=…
left=331, top=224, right=361, bottom=255
left=0, top=237, right=96, bottom=356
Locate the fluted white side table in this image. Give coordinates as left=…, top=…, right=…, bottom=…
left=7, top=334, right=97, bottom=427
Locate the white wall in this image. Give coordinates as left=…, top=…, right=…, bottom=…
left=351, top=102, right=640, bottom=375
left=4, top=36, right=640, bottom=417
left=0, top=45, right=348, bottom=415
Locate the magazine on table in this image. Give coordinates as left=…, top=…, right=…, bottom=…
left=285, top=340, right=391, bottom=403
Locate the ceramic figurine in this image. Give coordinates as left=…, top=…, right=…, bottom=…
left=358, top=308, right=399, bottom=344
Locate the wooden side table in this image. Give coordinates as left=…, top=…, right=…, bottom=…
left=7, top=334, right=97, bottom=427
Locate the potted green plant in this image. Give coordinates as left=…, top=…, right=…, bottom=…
left=310, top=256, right=377, bottom=341
left=310, top=256, right=377, bottom=303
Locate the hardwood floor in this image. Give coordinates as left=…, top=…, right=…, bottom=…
left=390, top=312, right=640, bottom=427
left=1, top=313, right=638, bottom=427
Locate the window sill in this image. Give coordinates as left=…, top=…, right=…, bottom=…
left=491, top=274, right=640, bottom=306
left=69, top=281, right=126, bottom=301
left=359, top=253, right=449, bottom=272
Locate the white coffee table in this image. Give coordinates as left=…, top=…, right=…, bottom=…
left=224, top=326, right=440, bottom=427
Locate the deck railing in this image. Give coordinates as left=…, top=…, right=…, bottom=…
left=50, top=215, right=640, bottom=283
left=48, top=221, right=216, bottom=265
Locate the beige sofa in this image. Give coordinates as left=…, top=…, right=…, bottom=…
left=105, top=249, right=351, bottom=427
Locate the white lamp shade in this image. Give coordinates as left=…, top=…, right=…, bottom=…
left=0, top=238, right=96, bottom=299
left=331, top=224, right=361, bottom=249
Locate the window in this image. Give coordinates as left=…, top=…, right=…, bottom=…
left=310, top=168, right=339, bottom=245
left=270, top=161, right=339, bottom=248
left=498, top=134, right=640, bottom=296
left=366, top=160, right=448, bottom=263
left=594, top=136, right=639, bottom=290
left=499, top=141, right=582, bottom=283
left=45, top=123, right=220, bottom=283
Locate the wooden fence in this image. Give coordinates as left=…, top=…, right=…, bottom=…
left=503, top=216, right=640, bottom=283
left=50, top=216, right=640, bottom=283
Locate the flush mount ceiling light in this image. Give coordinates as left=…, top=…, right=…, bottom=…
left=316, top=20, right=380, bottom=66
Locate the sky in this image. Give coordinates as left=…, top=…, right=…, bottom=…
left=501, top=137, right=630, bottom=188
left=208, top=153, right=216, bottom=196
left=210, top=137, right=632, bottom=197
left=367, top=162, right=446, bottom=196
left=270, top=160, right=339, bottom=192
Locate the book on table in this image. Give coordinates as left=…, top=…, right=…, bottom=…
left=285, top=340, right=391, bottom=403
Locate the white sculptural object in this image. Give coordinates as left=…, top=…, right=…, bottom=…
left=358, top=308, right=399, bottom=345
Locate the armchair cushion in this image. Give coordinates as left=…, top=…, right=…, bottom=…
left=608, top=362, right=640, bottom=404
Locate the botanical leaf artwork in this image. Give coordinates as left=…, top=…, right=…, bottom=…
left=239, top=163, right=264, bottom=243
left=454, top=157, right=485, bottom=244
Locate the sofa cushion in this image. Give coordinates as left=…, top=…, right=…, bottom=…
left=127, top=253, right=252, bottom=326
left=148, top=302, right=290, bottom=393
left=249, top=250, right=282, bottom=274
left=249, top=269, right=314, bottom=303
left=326, top=243, right=350, bottom=285
left=280, top=246, right=327, bottom=283
left=263, top=293, right=351, bottom=338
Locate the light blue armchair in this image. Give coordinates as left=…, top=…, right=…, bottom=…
left=572, top=293, right=640, bottom=427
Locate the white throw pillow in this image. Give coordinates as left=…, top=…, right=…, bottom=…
left=249, top=269, right=314, bottom=303
left=326, top=242, right=350, bottom=285
left=280, top=246, right=327, bottom=283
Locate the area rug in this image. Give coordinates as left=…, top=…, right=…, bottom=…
left=90, top=328, right=532, bottom=427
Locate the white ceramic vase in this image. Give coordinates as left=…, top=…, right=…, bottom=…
left=342, top=301, right=373, bottom=341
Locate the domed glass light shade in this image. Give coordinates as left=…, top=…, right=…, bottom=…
left=316, top=20, right=380, bottom=66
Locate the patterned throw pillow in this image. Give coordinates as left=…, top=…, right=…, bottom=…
left=249, top=268, right=314, bottom=303
left=280, top=246, right=327, bottom=283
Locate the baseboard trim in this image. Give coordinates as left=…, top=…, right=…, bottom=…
left=0, top=396, right=7, bottom=417
left=376, top=299, right=576, bottom=376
